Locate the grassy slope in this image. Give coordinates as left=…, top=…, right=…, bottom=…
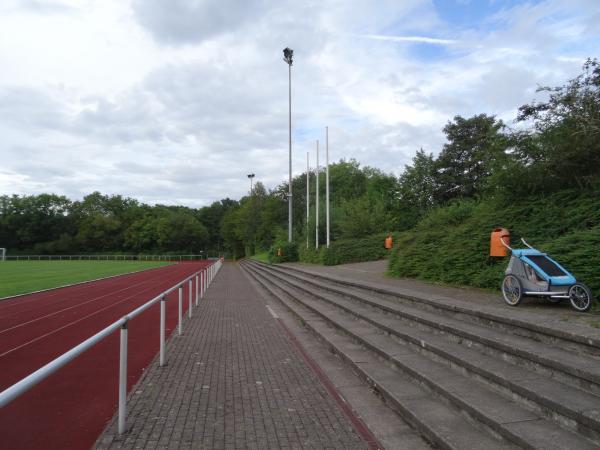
left=249, top=252, right=270, bottom=263
left=388, top=189, right=600, bottom=299
left=0, top=261, right=171, bottom=298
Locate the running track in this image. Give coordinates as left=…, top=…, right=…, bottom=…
left=0, top=261, right=210, bottom=450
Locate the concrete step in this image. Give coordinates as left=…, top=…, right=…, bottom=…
left=249, top=260, right=600, bottom=441
left=241, top=263, right=517, bottom=450
left=271, top=261, right=600, bottom=357
left=250, top=260, right=600, bottom=395
left=243, top=261, right=600, bottom=449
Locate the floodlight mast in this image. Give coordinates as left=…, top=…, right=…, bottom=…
left=247, top=173, right=255, bottom=194
left=283, top=47, right=293, bottom=242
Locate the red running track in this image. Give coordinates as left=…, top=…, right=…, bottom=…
left=0, top=261, right=210, bottom=450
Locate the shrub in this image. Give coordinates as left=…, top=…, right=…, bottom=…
left=388, top=188, right=600, bottom=298
left=268, top=240, right=299, bottom=263
left=298, top=232, right=399, bottom=266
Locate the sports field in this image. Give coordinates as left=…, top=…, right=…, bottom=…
left=0, top=260, right=210, bottom=450
left=0, top=260, right=172, bottom=298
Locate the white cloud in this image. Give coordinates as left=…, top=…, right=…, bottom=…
left=1, top=0, right=599, bottom=207
left=359, top=34, right=457, bottom=45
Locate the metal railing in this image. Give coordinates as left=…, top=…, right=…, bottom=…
left=3, top=254, right=220, bottom=261
left=0, top=258, right=224, bottom=434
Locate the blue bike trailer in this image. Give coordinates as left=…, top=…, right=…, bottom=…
left=512, top=249, right=576, bottom=286
left=500, top=238, right=594, bottom=312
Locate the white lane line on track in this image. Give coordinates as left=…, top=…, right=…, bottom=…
left=0, top=274, right=169, bottom=335
left=0, top=267, right=202, bottom=359
left=0, top=281, right=168, bottom=358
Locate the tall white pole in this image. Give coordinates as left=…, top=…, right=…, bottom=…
left=315, top=140, right=319, bottom=249
left=306, top=151, right=310, bottom=249
left=287, top=61, right=293, bottom=242
left=326, top=126, right=330, bottom=248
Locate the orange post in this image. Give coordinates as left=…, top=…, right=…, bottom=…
left=490, top=228, right=510, bottom=257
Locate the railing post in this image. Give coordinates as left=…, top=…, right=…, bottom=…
left=188, top=280, right=192, bottom=318
left=160, top=295, right=166, bottom=367
left=118, top=321, right=128, bottom=434
left=178, top=286, right=183, bottom=335
left=195, top=275, right=199, bottom=306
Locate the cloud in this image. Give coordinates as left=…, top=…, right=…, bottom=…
left=0, top=0, right=80, bottom=15
left=131, top=0, right=271, bottom=44
left=358, top=34, right=457, bottom=45
left=1, top=0, right=599, bottom=208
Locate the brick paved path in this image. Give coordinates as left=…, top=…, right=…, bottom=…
left=95, top=263, right=369, bottom=449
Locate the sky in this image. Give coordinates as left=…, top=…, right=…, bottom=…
left=1, top=0, right=599, bottom=207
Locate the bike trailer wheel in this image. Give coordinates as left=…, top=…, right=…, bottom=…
left=568, top=283, right=593, bottom=312
left=502, top=275, right=523, bottom=306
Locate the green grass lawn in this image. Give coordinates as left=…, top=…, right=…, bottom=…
left=249, top=252, right=270, bottom=263
left=0, top=260, right=172, bottom=298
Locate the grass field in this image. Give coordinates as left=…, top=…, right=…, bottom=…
left=0, top=260, right=172, bottom=298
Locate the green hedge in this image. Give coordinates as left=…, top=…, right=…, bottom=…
left=298, top=232, right=398, bottom=266
left=388, top=189, right=600, bottom=298
left=268, top=240, right=299, bottom=263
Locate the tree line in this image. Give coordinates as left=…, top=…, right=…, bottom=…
left=1, top=59, right=598, bottom=257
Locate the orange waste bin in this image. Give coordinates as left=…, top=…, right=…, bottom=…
left=490, top=228, right=510, bottom=257
left=384, top=235, right=393, bottom=249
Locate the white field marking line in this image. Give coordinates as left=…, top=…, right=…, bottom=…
left=0, top=270, right=173, bottom=335
left=0, top=267, right=194, bottom=359
left=0, top=263, right=176, bottom=304
left=265, top=304, right=279, bottom=319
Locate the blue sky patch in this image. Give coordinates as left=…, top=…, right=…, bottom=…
left=433, top=0, right=541, bottom=29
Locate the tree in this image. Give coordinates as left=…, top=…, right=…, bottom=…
left=399, top=149, right=438, bottom=209
left=515, top=58, right=600, bottom=190
left=156, top=211, right=208, bottom=253
left=435, top=114, right=507, bottom=202
left=197, top=198, right=238, bottom=253
left=0, top=194, right=75, bottom=250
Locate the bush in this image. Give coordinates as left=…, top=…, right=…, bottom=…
left=268, top=240, right=299, bottom=263
left=298, top=232, right=399, bottom=266
left=388, top=188, right=600, bottom=298
left=298, top=245, right=325, bottom=264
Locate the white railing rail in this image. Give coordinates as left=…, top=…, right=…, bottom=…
left=0, top=258, right=224, bottom=435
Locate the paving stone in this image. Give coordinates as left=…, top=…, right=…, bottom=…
left=94, top=263, right=369, bottom=449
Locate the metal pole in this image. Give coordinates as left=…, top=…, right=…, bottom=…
left=306, top=151, right=309, bottom=249
left=326, top=126, right=330, bottom=248
left=195, top=274, right=199, bottom=306
left=201, top=270, right=204, bottom=298
left=178, top=287, right=183, bottom=335
left=188, top=280, right=193, bottom=319
left=160, top=296, right=166, bottom=366
left=288, top=61, right=293, bottom=242
left=118, top=323, right=128, bottom=434
left=315, top=140, right=319, bottom=249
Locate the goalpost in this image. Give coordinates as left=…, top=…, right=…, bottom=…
left=0, top=248, right=5, bottom=261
